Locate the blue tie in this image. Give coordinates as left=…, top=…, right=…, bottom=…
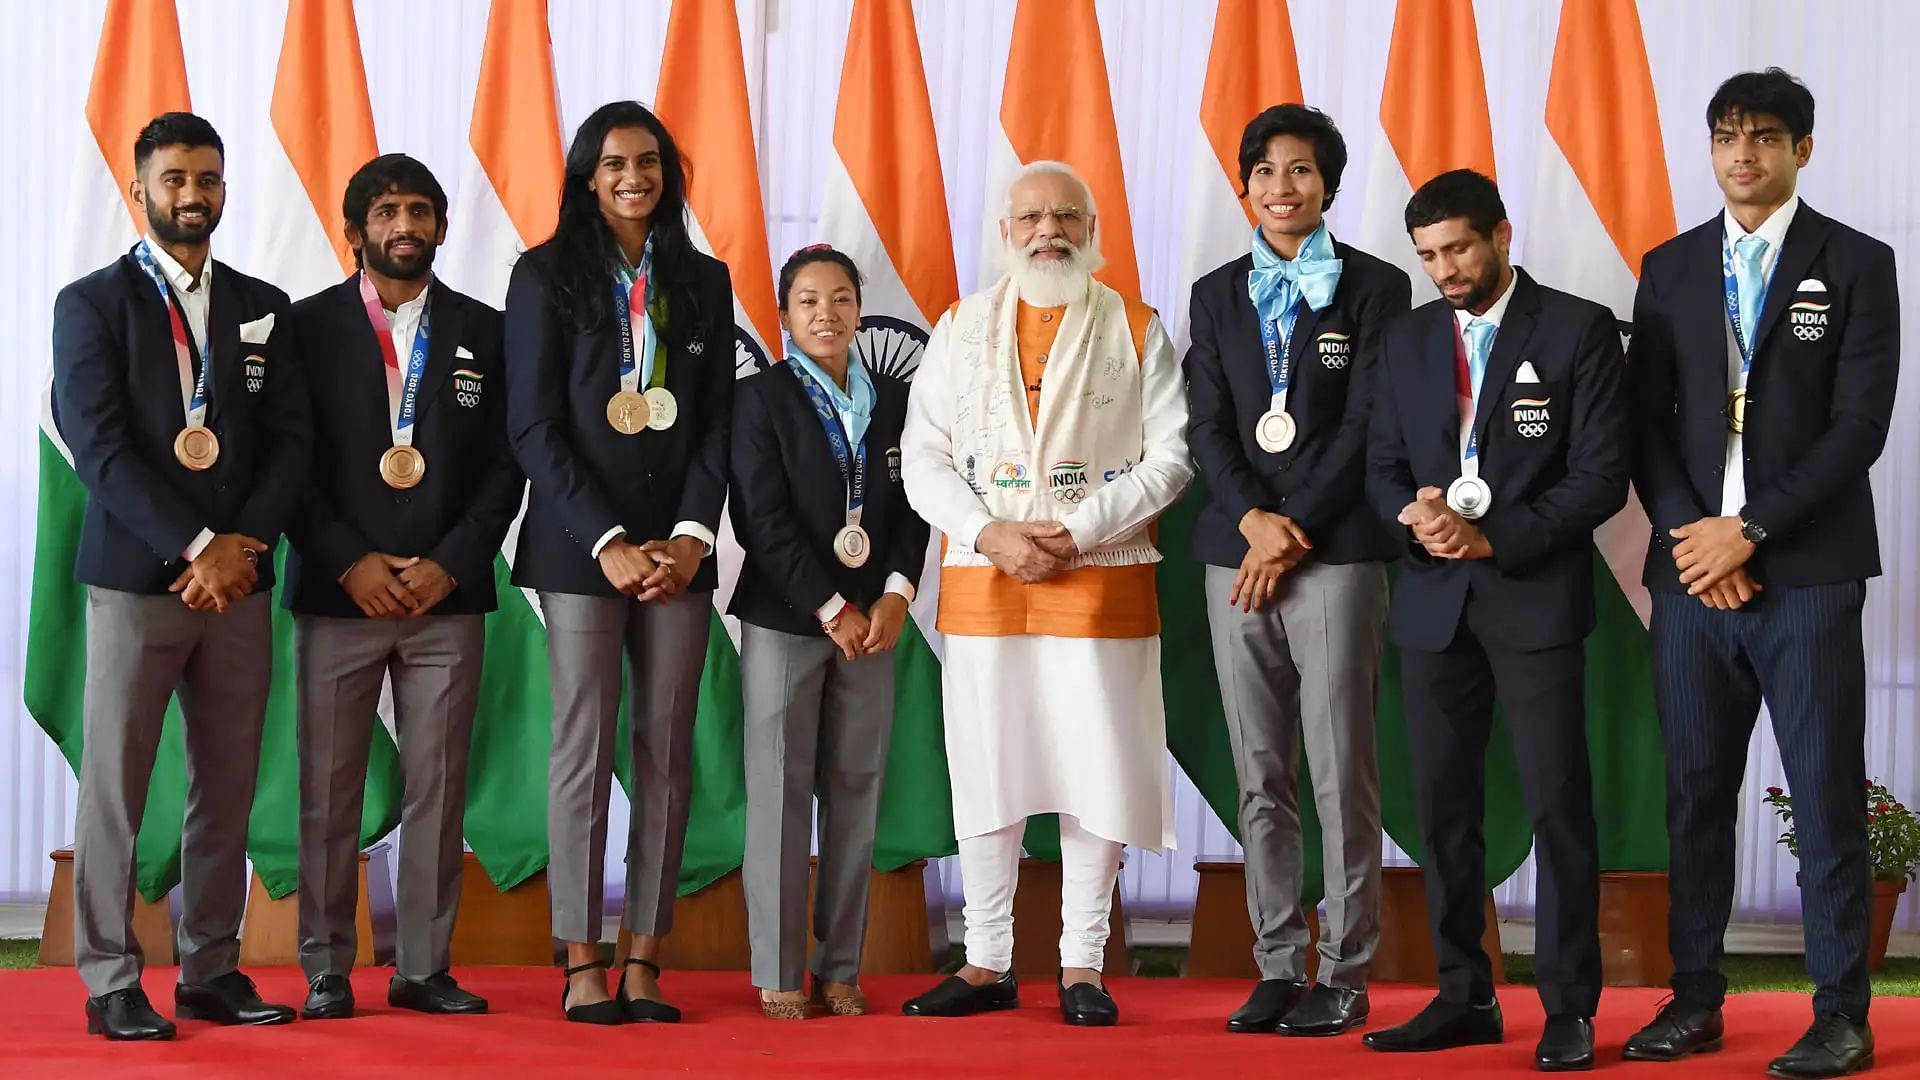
left=1733, top=234, right=1769, bottom=349
left=1463, top=318, right=1497, bottom=402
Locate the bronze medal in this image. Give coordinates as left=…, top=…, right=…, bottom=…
left=606, top=389, right=651, bottom=434
left=380, top=445, right=426, bottom=489
left=173, top=426, right=220, bottom=471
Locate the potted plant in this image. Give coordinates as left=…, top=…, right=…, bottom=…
left=1764, top=779, right=1920, bottom=970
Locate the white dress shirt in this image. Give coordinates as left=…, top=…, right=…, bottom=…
left=145, top=236, right=219, bottom=561
left=1719, top=194, right=1800, bottom=517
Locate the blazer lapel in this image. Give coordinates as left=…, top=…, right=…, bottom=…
left=410, top=281, right=460, bottom=423
left=206, top=267, right=242, bottom=424
left=1472, top=271, right=1538, bottom=437
left=1682, top=220, right=1728, bottom=387
left=1751, top=205, right=1829, bottom=355
left=1420, top=305, right=1462, bottom=462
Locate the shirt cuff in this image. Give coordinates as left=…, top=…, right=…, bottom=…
left=964, top=510, right=997, bottom=552
left=671, top=520, right=717, bottom=556
left=814, top=593, right=849, bottom=623
left=183, top=528, right=215, bottom=561
left=884, top=573, right=916, bottom=603
left=590, top=526, right=626, bottom=559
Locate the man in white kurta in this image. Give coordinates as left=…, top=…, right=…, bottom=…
left=899, top=162, right=1191, bottom=1026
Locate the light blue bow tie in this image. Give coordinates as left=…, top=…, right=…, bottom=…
left=1248, top=223, right=1343, bottom=328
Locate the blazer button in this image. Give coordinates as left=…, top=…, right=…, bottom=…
left=1279, top=462, right=1292, bottom=472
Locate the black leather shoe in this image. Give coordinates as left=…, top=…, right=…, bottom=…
left=1226, top=978, right=1308, bottom=1033
left=901, top=971, right=1019, bottom=1017
left=302, top=974, right=354, bottom=1020
left=174, top=971, right=295, bottom=1026
left=615, top=958, right=681, bottom=1023
left=85, top=987, right=176, bottom=1040
left=560, top=961, right=623, bottom=1025
left=1058, top=978, right=1118, bottom=1027
left=1622, top=997, right=1724, bottom=1061
left=389, top=972, right=488, bottom=1015
left=1278, top=984, right=1370, bottom=1037
left=1767, top=1014, right=1874, bottom=1078
left=1363, top=995, right=1503, bottom=1052
left=1537, top=1015, right=1595, bottom=1072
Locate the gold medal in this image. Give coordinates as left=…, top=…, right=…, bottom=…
left=173, top=426, right=220, bottom=471
left=606, top=389, right=651, bottom=434
left=642, top=386, right=678, bottom=431
left=1726, top=389, right=1747, bottom=434
left=379, top=445, right=426, bottom=489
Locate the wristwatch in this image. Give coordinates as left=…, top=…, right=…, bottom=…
left=1739, top=514, right=1767, bottom=545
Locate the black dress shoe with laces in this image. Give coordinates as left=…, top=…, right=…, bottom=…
left=1767, top=1014, right=1874, bottom=1078
left=86, top=987, right=176, bottom=1040
left=302, top=974, right=354, bottom=1020
left=1622, top=997, right=1724, bottom=1061
left=389, top=972, right=488, bottom=1015
left=1226, top=978, right=1308, bottom=1033
left=1537, top=1015, right=1595, bottom=1072
left=175, top=971, right=296, bottom=1026
left=1363, top=995, right=1504, bottom=1052
left=1278, top=984, right=1370, bottom=1037
left=901, top=971, right=1019, bottom=1017
left=1058, top=978, right=1118, bottom=1027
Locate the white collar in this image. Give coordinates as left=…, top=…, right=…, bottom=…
left=385, top=278, right=432, bottom=320
left=142, top=234, right=213, bottom=293
left=1454, top=267, right=1517, bottom=331
left=1722, top=193, right=1800, bottom=252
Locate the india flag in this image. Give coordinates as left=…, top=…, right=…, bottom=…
left=815, top=0, right=960, bottom=868
left=1526, top=0, right=1673, bottom=872
left=28, top=0, right=195, bottom=905
left=238, top=0, right=405, bottom=898
left=979, top=0, right=1140, bottom=294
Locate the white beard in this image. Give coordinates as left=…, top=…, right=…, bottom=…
left=1006, top=239, right=1104, bottom=307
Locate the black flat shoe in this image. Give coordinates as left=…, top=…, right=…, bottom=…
left=1363, top=995, right=1503, bottom=1052
left=302, top=974, right=354, bottom=1020
left=86, top=987, right=175, bottom=1040
left=1622, top=996, right=1723, bottom=1061
left=1278, top=984, right=1370, bottom=1037
left=901, top=971, right=1019, bottom=1017
left=1058, top=977, right=1118, bottom=1027
left=615, top=957, right=682, bottom=1023
left=1537, top=1015, right=1595, bottom=1072
left=1226, top=978, right=1308, bottom=1033
left=175, top=971, right=295, bottom=1026
left=1767, top=1014, right=1874, bottom=1078
left=389, top=972, right=487, bottom=1015
left=560, top=960, right=623, bottom=1025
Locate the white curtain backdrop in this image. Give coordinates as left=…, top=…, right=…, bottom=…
left=2, top=1, right=1914, bottom=936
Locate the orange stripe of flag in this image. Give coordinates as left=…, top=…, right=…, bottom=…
left=1198, top=0, right=1304, bottom=227
left=470, top=0, right=565, bottom=247
left=834, top=0, right=958, bottom=326
left=86, top=0, right=192, bottom=232
left=1546, top=0, right=1676, bottom=277
left=1001, top=0, right=1139, bottom=297
left=269, top=0, right=379, bottom=275
left=1379, top=0, right=1497, bottom=185
left=656, top=0, right=780, bottom=354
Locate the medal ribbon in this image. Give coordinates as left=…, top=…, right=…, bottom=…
left=788, top=356, right=867, bottom=528
left=359, top=272, right=432, bottom=448
left=132, top=240, right=211, bottom=426
left=612, top=235, right=668, bottom=394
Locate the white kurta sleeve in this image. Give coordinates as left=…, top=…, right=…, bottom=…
left=1064, top=313, right=1193, bottom=553
left=902, top=312, right=998, bottom=549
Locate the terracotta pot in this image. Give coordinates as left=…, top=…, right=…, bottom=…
left=1868, top=878, right=1907, bottom=972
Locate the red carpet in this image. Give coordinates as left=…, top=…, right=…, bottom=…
left=1, top=967, right=1911, bottom=1077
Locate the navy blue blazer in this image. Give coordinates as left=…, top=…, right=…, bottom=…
left=280, top=276, right=523, bottom=617
left=1184, top=239, right=1408, bottom=567
left=1367, top=269, right=1630, bottom=653
left=1630, top=203, right=1899, bottom=593
left=727, top=364, right=929, bottom=637
left=504, top=243, right=734, bottom=596
left=51, top=246, right=304, bottom=594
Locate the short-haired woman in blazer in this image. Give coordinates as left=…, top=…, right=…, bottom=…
left=730, top=246, right=929, bottom=1019
left=504, top=100, right=734, bottom=1025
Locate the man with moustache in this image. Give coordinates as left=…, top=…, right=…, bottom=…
left=281, top=154, right=522, bottom=1021
left=1624, top=70, right=1898, bottom=1078
left=53, top=112, right=305, bottom=1039
left=900, top=162, right=1192, bottom=1027
left=1362, top=169, right=1626, bottom=1071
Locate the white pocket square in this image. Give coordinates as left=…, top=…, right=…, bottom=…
left=1515, top=360, right=1542, bottom=383
left=238, top=313, right=275, bottom=344
left=455, top=346, right=475, bottom=359
left=1796, top=278, right=1827, bottom=293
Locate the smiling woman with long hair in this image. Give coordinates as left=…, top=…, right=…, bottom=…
left=502, top=100, right=735, bottom=1026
